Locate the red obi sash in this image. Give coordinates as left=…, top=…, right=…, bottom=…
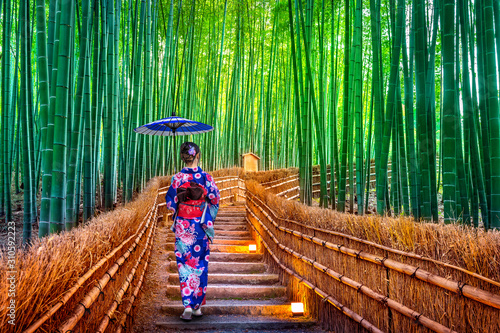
left=177, top=182, right=207, bottom=219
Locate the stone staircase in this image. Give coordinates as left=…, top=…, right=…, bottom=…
left=156, top=204, right=321, bottom=332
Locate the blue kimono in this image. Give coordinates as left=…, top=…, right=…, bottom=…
left=165, top=166, right=220, bottom=310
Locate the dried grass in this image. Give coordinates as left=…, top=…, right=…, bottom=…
left=246, top=174, right=500, bottom=332
left=0, top=177, right=162, bottom=332
left=245, top=168, right=298, bottom=184
left=247, top=179, right=500, bottom=282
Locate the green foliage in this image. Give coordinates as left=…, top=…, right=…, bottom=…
left=0, top=0, right=499, bottom=235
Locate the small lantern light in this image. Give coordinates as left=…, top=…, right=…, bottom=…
left=291, top=302, right=304, bottom=316
left=248, top=244, right=257, bottom=252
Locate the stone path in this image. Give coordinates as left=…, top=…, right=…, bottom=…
left=133, top=203, right=325, bottom=332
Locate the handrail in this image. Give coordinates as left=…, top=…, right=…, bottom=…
left=246, top=212, right=385, bottom=333
left=57, top=196, right=158, bottom=332
left=23, top=198, right=157, bottom=333
left=247, top=197, right=500, bottom=310
left=96, top=205, right=158, bottom=332
left=247, top=191, right=500, bottom=289
left=247, top=208, right=456, bottom=333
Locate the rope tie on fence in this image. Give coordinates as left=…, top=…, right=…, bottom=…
left=457, top=282, right=466, bottom=296
left=355, top=250, right=363, bottom=259
left=78, top=301, right=91, bottom=317
left=413, top=313, right=422, bottom=325
left=95, top=282, right=105, bottom=301
left=338, top=274, right=344, bottom=282
left=337, top=244, right=343, bottom=252
left=322, top=240, right=327, bottom=247
left=410, top=267, right=420, bottom=279
left=378, top=256, right=389, bottom=268
left=357, top=284, right=364, bottom=293
left=380, top=296, right=389, bottom=307
left=104, top=271, right=113, bottom=281
left=103, top=312, right=112, bottom=322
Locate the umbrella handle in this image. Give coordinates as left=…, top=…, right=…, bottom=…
left=173, top=130, right=176, bottom=173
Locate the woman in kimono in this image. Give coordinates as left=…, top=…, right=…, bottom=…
left=165, top=142, right=220, bottom=321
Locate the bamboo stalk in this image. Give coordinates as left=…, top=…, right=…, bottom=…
left=96, top=210, right=157, bottom=332
left=247, top=207, right=457, bottom=333
left=246, top=210, right=384, bottom=333
left=57, top=201, right=157, bottom=332
left=23, top=197, right=157, bottom=333
left=247, top=191, right=500, bottom=288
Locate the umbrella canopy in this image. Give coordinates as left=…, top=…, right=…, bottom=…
left=133, top=116, right=214, bottom=136
left=134, top=115, right=214, bottom=172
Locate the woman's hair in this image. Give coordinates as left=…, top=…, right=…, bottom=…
left=180, top=142, right=200, bottom=164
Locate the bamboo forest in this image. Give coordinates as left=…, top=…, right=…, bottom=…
left=1, top=0, right=500, bottom=245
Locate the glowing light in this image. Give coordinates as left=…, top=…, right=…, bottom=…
left=249, top=244, right=257, bottom=252
left=291, top=302, right=304, bottom=316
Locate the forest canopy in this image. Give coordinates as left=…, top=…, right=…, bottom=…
left=0, top=0, right=499, bottom=243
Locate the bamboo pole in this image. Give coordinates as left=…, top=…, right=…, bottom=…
left=23, top=197, right=157, bottom=333
left=57, top=202, right=157, bottom=332
left=247, top=210, right=385, bottom=333
left=247, top=207, right=456, bottom=333
left=246, top=194, right=500, bottom=309
left=114, top=247, right=152, bottom=333
left=96, top=211, right=157, bottom=332
left=247, top=191, right=500, bottom=288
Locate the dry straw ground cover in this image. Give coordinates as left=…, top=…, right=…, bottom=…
left=0, top=177, right=167, bottom=332
left=246, top=174, right=500, bottom=332
left=247, top=178, right=500, bottom=282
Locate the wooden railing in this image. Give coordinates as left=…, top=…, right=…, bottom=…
left=23, top=173, right=242, bottom=333
left=24, top=195, right=159, bottom=333
left=246, top=177, right=500, bottom=332
left=263, top=163, right=393, bottom=201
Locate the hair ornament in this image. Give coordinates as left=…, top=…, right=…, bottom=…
left=188, top=146, right=196, bottom=156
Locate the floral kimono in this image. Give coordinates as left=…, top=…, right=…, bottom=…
left=165, top=166, right=220, bottom=310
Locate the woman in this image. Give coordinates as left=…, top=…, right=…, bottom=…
left=165, top=142, right=220, bottom=321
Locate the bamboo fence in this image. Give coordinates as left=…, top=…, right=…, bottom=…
left=3, top=167, right=499, bottom=332
left=245, top=174, right=500, bottom=332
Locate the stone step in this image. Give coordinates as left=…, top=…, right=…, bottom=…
left=166, top=243, right=254, bottom=253
left=216, top=217, right=246, bottom=221
left=220, top=205, right=246, bottom=212
left=214, top=222, right=247, bottom=228
left=216, top=214, right=246, bottom=219
left=165, top=238, right=253, bottom=246
left=165, top=284, right=286, bottom=299
left=215, top=219, right=247, bottom=224
left=168, top=273, right=279, bottom=285
left=208, top=252, right=262, bottom=262
left=155, top=314, right=316, bottom=331
left=215, top=234, right=251, bottom=240
left=214, top=224, right=247, bottom=231
left=168, top=261, right=266, bottom=274
left=218, top=209, right=246, bottom=213
left=213, top=239, right=253, bottom=245
left=166, top=251, right=262, bottom=262
left=166, top=236, right=252, bottom=243
left=161, top=298, right=290, bottom=316
left=217, top=230, right=251, bottom=237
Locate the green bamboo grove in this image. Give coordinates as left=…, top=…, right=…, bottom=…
left=0, top=0, right=499, bottom=243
